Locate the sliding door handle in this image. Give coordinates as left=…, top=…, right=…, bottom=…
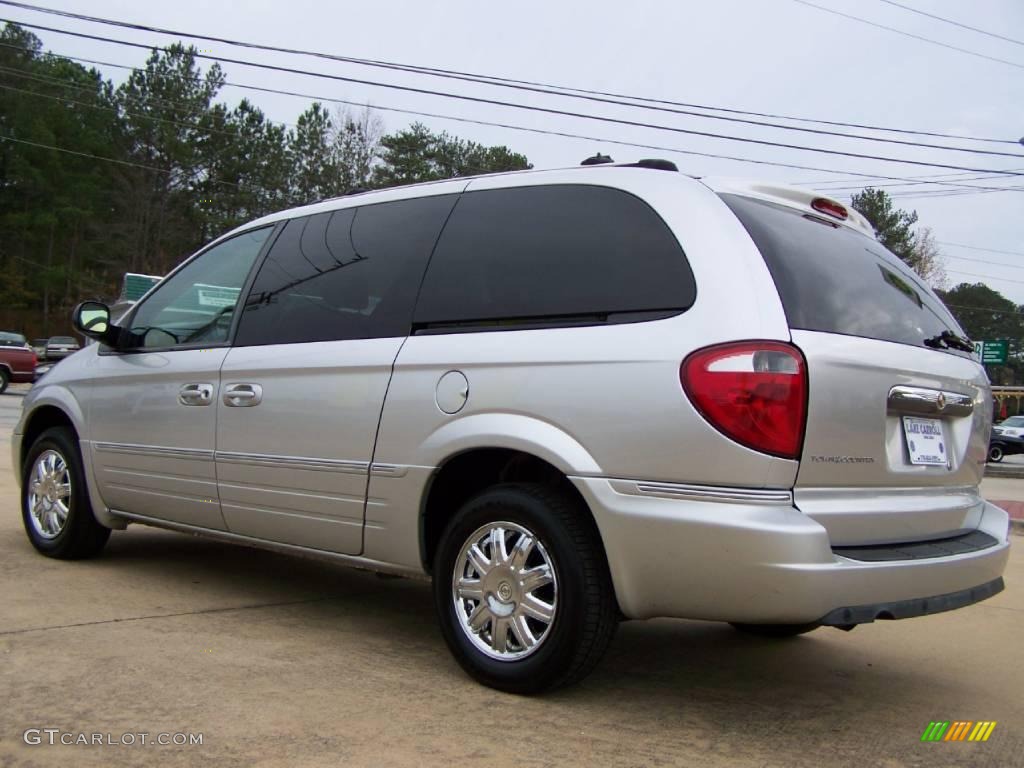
left=223, top=383, right=263, bottom=407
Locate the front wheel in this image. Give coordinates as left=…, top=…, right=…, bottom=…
left=989, top=445, right=1005, bottom=463
left=0, top=367, right=9, bottom=394
left=21, top=427, right=110, bottom=559
left=433, top=483, right=617, bottom=693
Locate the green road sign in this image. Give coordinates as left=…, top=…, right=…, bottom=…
left=973, top=339, right=1009, bottom=364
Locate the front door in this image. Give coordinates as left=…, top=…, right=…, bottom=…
left=215, top=194, right=458, bottom=554
left=87, top=227, right=273, bottom=529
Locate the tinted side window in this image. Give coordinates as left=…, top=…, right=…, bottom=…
left=413, top=185, right=695, bottom=326
left=720, top=194, right=969, bottom=357
left=236, top=195, right=457, bottom=346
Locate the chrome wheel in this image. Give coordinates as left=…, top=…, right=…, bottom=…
left=451, top=521, right=558, bottom=661
left=27, top=449, right=71, bottom=540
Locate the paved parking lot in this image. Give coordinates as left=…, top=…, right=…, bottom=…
left=1, top=386, right=1022, bottom=767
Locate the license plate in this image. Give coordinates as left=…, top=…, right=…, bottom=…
left=902, top=416, right=947, bottom=466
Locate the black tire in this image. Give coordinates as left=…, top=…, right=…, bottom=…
left=730, top=622, right=820, bottom=638
left=988, top=445, right=1004, bottom=463
left=21, top=426, right=110, bottom=559
left=0, top=367, right=9, bottom=394
left=433, top=483, right=617, bottom=694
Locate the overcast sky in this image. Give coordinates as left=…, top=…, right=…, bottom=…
left=7, top=0, right=1024, bottom=300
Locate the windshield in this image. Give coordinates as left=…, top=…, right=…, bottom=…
left=1001, top=417, right=1024, bottom=427
left=721, top=194, right=971, bottom=358
left=49, top=337, right=76, bottom=344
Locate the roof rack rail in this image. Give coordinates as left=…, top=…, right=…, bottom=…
left=580, top=153, right=614, bottom=166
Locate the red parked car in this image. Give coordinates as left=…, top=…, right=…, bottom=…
left=0, top=331, right=37, bottom=393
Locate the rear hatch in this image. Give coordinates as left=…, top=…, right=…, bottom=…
left=720, top=191, right=990, bottom=546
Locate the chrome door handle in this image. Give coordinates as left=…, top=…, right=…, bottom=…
left=178, top=383, right=214, bottom=406
left=223, top=383, right=263, bottom=407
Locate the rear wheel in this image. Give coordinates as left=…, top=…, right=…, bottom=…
left=0, top=368, right=9, bottom=394
left=21, top=427, right=110, bottom=559
left=433, top=483, right=617, bottom=693
left=988, top=445, right=1005, bottom=463
left=730, top=622, right=820, bottom=638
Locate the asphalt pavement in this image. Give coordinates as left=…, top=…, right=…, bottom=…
left=1, top=387, right=1022, bottom=768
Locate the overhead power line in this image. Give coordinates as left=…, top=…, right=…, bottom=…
left=814, top=170, right=1024, bottom=191
left=0, top=57, right=235, bottom=119
left=792, top=0, right=1024, bottom=70
left=944, top=254, right=1024, bottom=272
left=827, top=185, right=1018, bottom=201
left=874, top=0, right=1024, bottom=48
left=939, top=242, right=1024, bottom=258
left=849, top=185, right=1022, bottom=200
left=0, top=0, right=1017, bottom=146
left=945, top=268, right=1024, bottom=286
left=0, top=81, right=264, bottom=142
left=802, top=171, right=1019, bottom=193
left=945, top=302, right=1024, bottom=315
left=2, top=42, right=1020, bottom=195
left=0, top=62, right=930, bottom=190
left=792, top=167, right=1024, bottom=187
left=0, top=134, right=242, bottom=187
left=4, top=16, right=1024, bottom=178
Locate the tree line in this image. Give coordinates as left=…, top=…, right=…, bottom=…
left=0, top=23, right=529, bottom=336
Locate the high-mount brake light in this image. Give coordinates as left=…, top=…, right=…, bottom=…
left=811, top=197, right=848, bottom=220
left=680, top=342, right=808, bottom=460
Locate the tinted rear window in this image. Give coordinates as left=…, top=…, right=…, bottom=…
left=721, top=194, right=969, bottom=356
left=413, top=184, right=695, bottom=328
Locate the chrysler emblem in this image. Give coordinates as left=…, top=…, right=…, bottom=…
left=936, top=393, right=947, bottom=411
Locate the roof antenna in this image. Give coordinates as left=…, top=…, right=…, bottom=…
left=580, top=153, right=614, bottom=166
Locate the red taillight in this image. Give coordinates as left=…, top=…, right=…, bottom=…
left=680, top=341, right=807, bottom=460
left=811, top=197, right=848, bottom=220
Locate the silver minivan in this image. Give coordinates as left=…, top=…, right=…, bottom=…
left=12, top=162, right=1010, bottom=692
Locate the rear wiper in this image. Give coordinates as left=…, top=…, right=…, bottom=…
left=923, top=330, right=974, bottom=353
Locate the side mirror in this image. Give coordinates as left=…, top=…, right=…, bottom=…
left=72, top=301, right=115, bottom=344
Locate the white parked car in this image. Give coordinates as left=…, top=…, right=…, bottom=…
left=993, top=415, right=1024, bottom=438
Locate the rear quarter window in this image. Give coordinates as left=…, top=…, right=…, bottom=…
left=721, top=194, right=970, bottom=357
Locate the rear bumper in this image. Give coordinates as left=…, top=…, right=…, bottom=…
left=819, top=577, right=1003, bottom=626
left=571, top=476, right=1010, bottom=623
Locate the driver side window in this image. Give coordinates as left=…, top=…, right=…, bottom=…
left=126, top=228, right=272, bottom=349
